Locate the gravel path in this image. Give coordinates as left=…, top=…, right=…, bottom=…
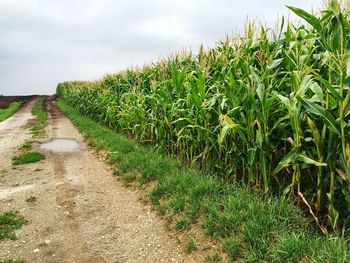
left=0, top=99, right=35, bottom=169
left=0, top=98, right=196, bottom=263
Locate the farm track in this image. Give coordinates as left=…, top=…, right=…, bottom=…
left=0, top=98, right=196, bottom=263
left=0, top=99, right=36, bottom=169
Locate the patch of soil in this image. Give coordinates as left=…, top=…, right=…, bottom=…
left=0, top=95, right=37, bottom=109
left=26, top=196, right=37, bottom=203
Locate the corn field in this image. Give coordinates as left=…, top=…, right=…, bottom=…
left=57, top=1, right=350, bottom=232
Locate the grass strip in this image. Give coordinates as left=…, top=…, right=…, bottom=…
left=20, top=141, right=33, bottom=150
left=57, top=99, right=350, bottom=262
left=12, top=152, right=45, bottom=165
left=0, top=211, right=25, bottom=241
left=30, top=97, right=47, bottom=137
left=12, top=97, right=47, bottom=165
left=0, top=102, right=21, bottom=122
left=0, top=259, right=25, bottom=263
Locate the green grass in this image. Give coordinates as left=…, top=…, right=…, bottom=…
left=0, top=211, right=25, bottom=240
left=20, top=140, right=33, bottom=150
left=30, top=97, right=47, bottom=137
left=185, top=238, right=198, bottom=253
left=0, top=102, right=21, bottom=122
left=11, top=97, right=47, bottom=166
left=0, top=259, right=25, bottom=263
left=12, top=152, right=45, bottom=165
left=118, top=171, right=137, bottom=187
left=31, top=97, right=47, bottom=122
left=205, top=253, right=221, bottom=263
left=57, top=99, right=350, bottom=262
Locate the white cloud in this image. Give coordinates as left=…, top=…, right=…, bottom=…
left=0, top=0, right=324, bottom=95
left=134, top=16, right=191, bottom=40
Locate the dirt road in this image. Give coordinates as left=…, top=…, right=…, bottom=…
left=0, top=99, right=196, bottom=262
left=0, top=99, right=36, bottom=169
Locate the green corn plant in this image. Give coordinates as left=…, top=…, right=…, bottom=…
left=56, top=1, right=350, bottom=232
left=288, top=0, right=350, bottom=231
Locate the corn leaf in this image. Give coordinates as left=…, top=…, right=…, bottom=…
left=286, top=6, right=322, bottom=33
left=273, top=147, right=300, bottom=175
left=298, top=154, right=327, bottom=167
left=297, top=97, right=340, bottom=135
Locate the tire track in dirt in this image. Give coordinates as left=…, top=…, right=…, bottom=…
left=0, top=99, right=36, bottom=169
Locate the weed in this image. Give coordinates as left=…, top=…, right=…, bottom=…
left=205, top=253, right=221, bottom=263
left=168, top=196, right=185, bottom=212
left=12, top=152, right=45, bottom=165
left=175, top=217, right=190, bottom=231
left=0, top=211, right=25, bottom=240
left=30, top=97, right=47, bottom=137
left=120, top=171, right=137, bottom=186
left=223, top=238, right=240, bottom=260
left=31, top=98, right=47, bottom=123
left=0, top=102, right=21, bottom=122
left=0, top=259, right=25, bottom=263
left=20, top=141, right=33, bottom=150
left=185, top=238, right=197, bottom=253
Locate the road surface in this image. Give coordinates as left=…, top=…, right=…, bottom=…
left=0, top=98, right=196, bottom=263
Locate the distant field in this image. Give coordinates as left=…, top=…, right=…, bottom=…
left=0, top=96, right=36, bottom=109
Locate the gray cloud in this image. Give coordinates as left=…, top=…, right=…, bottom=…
left=0, top=0, right=322, bottom=95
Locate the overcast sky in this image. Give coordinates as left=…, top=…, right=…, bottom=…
left=0, top=0, right=323, bottom=95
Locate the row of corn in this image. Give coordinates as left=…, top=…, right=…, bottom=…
left=57, top=1, right=350, bottom=232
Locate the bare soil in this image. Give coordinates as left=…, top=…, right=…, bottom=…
left=0, top=99, right=197, bottom=262
left=0, top=95, right=37, bottom=109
